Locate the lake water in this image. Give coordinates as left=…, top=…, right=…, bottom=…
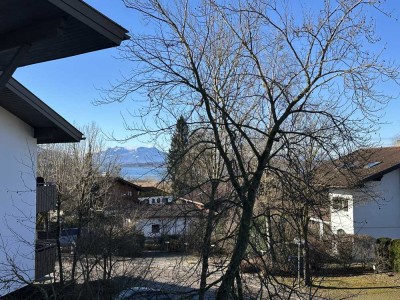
left=121, top=166, right=165, bottom=181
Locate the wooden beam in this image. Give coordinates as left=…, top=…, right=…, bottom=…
left=34, top=127, right=60, bottom=140
left=0, top=43, right=31, bottom=90
left=0, top=18, right=66, bottom=53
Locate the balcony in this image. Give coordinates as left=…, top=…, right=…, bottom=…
left=36, top=184, right=56, bottom=213
left=35, top=241, right=56, bottom=281
left=35, top=182, right=57, bottom=281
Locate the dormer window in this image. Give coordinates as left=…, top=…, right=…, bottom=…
left=332, top=196, right=348, bottom=211
left=364, top=161, right=382, bottom=169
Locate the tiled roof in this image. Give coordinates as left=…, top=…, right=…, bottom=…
left=320, top=147, right=400, bottom=188
left=139, top=201, right=205, bottom=219
left=139, top=186, right=169, bottom=197
left=114, top=177, right=144, bottom=190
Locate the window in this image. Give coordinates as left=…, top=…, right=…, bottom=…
left=364, top=161, right=382, bottom=169
left=152, top=224, right=160, bottom=234
left=337, top=229, right=346, bottom=235
left=152, top=198, right=156, bottom=204
left=127, top=191, right=132, bottom=197
left=332, top=196, right=349, bottom=211
left=157, top=198, right=161, bottom=203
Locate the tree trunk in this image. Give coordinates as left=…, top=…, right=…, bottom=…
left=216, top=197, right=255, bottom=299
left=303, top=218, right=312, bottom=286
left=235, top=270, right=244, bottom=300
left=55, top=194, right=64, bottom=284
left=265, top=205, right=276, bottom=263
left=71, top=214, right=82, bottom=282
left=199, top=182, right=218, bottom=300
left=199, top=210, right=214, bottom=299
left=103, top=255, right=107, bottom=281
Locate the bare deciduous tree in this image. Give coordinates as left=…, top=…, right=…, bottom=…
left=102, top=0, right=399, bottom=298
left=38, top=123, right=120, bottom=283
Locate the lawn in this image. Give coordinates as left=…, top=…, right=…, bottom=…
left=314, top=273, right=400, bottom=299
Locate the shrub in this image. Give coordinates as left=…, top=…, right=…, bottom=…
left=333, top=235, right=376, bottom=268
left=308, top=237, right=335, bottom=269
left=78, top=228, right=144, bottom=257
left=116, top=232, right=145, bottom=257
left=390, top=239, right=400, bottom=272
left=353, top=235, right=375, bottom=267
left=240, top=256, right=264, bottom=273
left=376, top=237, right=392, bottom=258
left=336, top=234, right=354, bottom=267
left=375, top=237, right=392, bottom=272
left=161, top=234, right=184, bottom=252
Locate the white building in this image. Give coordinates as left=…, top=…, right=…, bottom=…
left=328, top=147, right=400, bottom=239
left=137, top=197, right=205, bottom=238
left=0, top=79, right=84, bottom=295
left=0, top=1, right=127, bottom=296
left=139, top=195, right=174, bottom=205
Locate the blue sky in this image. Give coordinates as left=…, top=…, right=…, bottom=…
left=14, top=1, right=146, bottom=149
left=13, top=1, right=400, bottom=149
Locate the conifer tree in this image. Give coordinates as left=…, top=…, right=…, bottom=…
left=167, top=116, right=190, bottom=196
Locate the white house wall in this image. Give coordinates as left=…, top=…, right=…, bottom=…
left=138, top=217, right=189, bottom=237
left=353, top=169, right=400, bottom=239
left=139, top=196, right=173, bottom=205
left=0, top=107, right=37, bottom=296
left=329, top=190, right=354, bottom=235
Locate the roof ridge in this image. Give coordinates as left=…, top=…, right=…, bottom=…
left=360, top=146, right=400, bottom=150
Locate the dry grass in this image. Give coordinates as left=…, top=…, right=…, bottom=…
left=314, top=273, right=400, bottom=299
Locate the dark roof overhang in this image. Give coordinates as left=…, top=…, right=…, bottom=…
left=0, top=78, right=84, bottom=143
left=362, top=162, right=400, bottom=182
left=115, top=177, right=145, bottom=191
left=0, top=0, right=129, bottom=70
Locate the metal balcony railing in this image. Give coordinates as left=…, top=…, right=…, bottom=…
left=36, top=184, right=56, bottom=213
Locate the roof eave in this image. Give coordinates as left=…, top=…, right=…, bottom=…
left=6, top=78, right=84, bottom=143
left=363, top=163, right=400, bottom=182
left=48, top=0, right=129, bottom=45
left=115, top=177, right=145, bottom=190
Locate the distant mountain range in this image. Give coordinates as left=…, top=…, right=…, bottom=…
left=103, top=146, right=166, bottom=167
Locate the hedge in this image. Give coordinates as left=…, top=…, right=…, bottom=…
left=376, top=237, right=392, bottom=259
left=390, top=239, right=400, bottom=272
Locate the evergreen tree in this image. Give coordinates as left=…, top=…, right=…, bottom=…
left=167, top=116, right=190, bottom=196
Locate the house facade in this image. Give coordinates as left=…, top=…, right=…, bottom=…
left=105, top=177, right=143, bottom=209
left=328, top=147, right=400, bottom=239
left=102, top=177, right=143, bottom=227
left=0, top=80, right=84, bottom=295
left=137, top=197, right=205, bottom=238
left=0, top=1, right=127, bottom=296
left=101, top=181, right=204, bottom=238
left=0, top=104, right=38, bottom=294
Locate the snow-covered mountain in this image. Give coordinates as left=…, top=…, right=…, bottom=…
left=103, top=146, right=166, bottom=166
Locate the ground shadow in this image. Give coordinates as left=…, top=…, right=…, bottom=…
left=2, top=275, right=217, bottom=300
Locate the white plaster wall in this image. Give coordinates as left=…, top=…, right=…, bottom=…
left=138, top=217, right=188, bottom=237
left=0, top=107, right=37, bottom=296
left=139, top=196, right=173, bottom=205
left=353, top=169, right=400, bottom=239
left=329, top=190, right=354, bottom=234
